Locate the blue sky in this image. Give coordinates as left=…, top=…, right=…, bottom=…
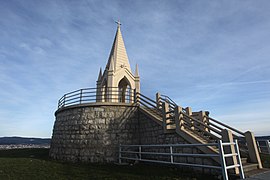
left=0, top=0, right=270, bottom=137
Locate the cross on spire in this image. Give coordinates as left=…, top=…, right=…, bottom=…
left=96, top=21, right=140, bottom=102
left=115, top=20, right=121, bottom=27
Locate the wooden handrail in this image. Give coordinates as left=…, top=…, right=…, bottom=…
left=208, top=117, right=245, bottom=136
left=182, top=123, right=220, bottom=141
left=137, top=93, right=156, bottom=105
left=160, top=94, right=177, bottom=106
left=138, top=92, right=254, bottom=165
left=208, top=121, right=223, bottom=131
left=138, top=97, right=158, bottom=110
left=182, top=113, right=222, bottom=136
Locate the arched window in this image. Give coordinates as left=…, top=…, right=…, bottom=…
left=118, top=77, right=131, bottom=103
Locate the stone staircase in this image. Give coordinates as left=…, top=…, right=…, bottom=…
left=137, top=92, right=263, bottom=176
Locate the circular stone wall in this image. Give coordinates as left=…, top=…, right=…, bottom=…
left=49, top=103, right=139, bottom=163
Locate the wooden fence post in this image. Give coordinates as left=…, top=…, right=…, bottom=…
left=198, top=111, right=209, bottom=132
left=185, top=107, right=193, bottom=130
left=156, top=92, right=161, bottom=109
left=162, top=102, right=170, bottom=132
left=175, top=106, right=183, bottom=132
left=245, top=131, right=263, bottom=168
left=222, top=129, right=240, bottom=174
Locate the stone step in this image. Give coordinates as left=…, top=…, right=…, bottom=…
left=166, top=124, right=176, bottom=130
left=241, top=158, right=248, bottom=164
left=244, top=168, right=270, bottom=178
left=242, top=163, right=259, bottom=172
left=183, top=128, right=211, bottom=144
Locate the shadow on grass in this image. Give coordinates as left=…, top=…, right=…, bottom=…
left=0, top=148, right=50, bottom=160
left=0, top=148, right=219, bottom=179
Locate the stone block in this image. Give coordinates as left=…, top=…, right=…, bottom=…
left=94, top=107, right=104, bottom=112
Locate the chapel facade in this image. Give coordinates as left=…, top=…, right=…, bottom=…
left=96, top=22, right=140, bottom=103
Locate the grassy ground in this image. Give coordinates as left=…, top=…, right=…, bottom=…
left=0, top=148, right=219, bottom=180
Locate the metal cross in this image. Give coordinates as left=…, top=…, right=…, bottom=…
left=115, top=20, right=121, bottom=27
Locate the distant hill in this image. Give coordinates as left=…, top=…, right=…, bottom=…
left=1, top=135, right=267, bottom=145
left=256, top=136, right=270, bottom=140
left=0, top=137, right=51, bottom=145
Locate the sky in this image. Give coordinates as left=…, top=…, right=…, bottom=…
left=0, top=0, right=270, bottom=138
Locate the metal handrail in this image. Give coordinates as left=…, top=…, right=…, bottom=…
left=137, top=93, right=156, bottom=105
left=182, top=113, right=221, bottom=136
left=120, top=143, right=218, bottom=148
left=256, top=139, right=270, bottom=154
left=119, top=140, right=245, bottom=180
left=207, top=117, right=245, bottom=136
left=58, top=87, right=135, bottom=109
left=136, top=93, right=161, bottom=111
left=160, top=94, right=177, bottom=107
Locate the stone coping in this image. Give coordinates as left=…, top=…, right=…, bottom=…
left=55, top=102, right=138, bottom=115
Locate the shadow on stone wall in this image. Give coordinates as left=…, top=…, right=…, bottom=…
left=50, top=105, right=140, bottom=163
left=50, top=104, right=219, bottom=175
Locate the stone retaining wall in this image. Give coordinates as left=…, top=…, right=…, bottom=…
left=50, top=103, right=217, bottom=172
left=50, top=104, right=139, bottom=163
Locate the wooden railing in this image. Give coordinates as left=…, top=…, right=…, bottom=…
left=207, top=117, right=245, bottom=137
left=58, top=87, right=135, bottom=109
left=160, top=94, right=177, bottom=108
left=157, top=93, right=245, bottom=141
left=135, top=92, right=163, bottom=118
left=257, top=139, right=270, bottom=154
left=137, top=92, right=262, bottom=168
left=182, top=113, right=221, bottom=141
left=159, top=94, right=177, bottom=130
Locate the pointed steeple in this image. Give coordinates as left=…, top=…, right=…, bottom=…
left=96, top=22, right=140, bottom=102
left=97, top=67, right=102, bottom=81
left=109, top=58, right=114, bottom=71
left=105, top=21, right=131, bottom=72
left=135, top=64, right=139, bottom=77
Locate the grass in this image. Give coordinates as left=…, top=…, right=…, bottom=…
left=0, top=148, right=219, bottom=180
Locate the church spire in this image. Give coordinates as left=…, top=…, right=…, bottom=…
left=105, top=20, right=131, bottom=73
left=97, top=67, right=102, bottom=81
left=96, top=22, right=140, bottom=102
left=135, top=64, right=139, bottom=77
left=109, top=58, right=114, bottom=71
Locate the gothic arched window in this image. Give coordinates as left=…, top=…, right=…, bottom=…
left=118, top=77, right=131, bottom=103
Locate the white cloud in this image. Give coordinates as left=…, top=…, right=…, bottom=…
left=0, top=0, right=270, bottom=137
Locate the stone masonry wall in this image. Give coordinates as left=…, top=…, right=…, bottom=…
left=50, top=104, right=218, bottom=174
left=137, top=111, right=218, bottom=174
left=50, top=104, right=139, bottom=163
left=138, top=112, right=186, bottom=145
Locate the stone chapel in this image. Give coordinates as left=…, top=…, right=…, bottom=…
left=96, top=22, right=140, bottom=103
left=50, top=22, right=263, bottom=178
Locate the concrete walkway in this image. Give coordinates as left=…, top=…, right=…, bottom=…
left=245, top=170, right=270, bottom=180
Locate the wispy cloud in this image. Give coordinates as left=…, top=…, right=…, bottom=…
left=0, top=0, right=270, bottom=136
